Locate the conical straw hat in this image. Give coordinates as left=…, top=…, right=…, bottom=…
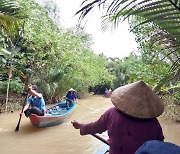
left=68, top=88, right=76, bottom=92
left=111, top=81, right=164, bottom=119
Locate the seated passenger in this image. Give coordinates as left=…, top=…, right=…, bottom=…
left=108, top=88, right=112, bottom=96
left=65, top=88, right=78, bottom=107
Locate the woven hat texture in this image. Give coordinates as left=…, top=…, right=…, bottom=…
left=111, top=81, right=164, bottom=119
left=68, top=88, right=76, bottom=92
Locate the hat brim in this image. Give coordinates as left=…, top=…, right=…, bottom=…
left=111, top=81, right=164, bottom=119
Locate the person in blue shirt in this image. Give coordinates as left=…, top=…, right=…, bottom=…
left=65, top=88, right=78, bottom=107
left=22, top=84, right=46, bottom=117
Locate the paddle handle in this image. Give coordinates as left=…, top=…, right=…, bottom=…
left=92, top=134, right=110, bottom=146
left=15, top=91, right=29, bottom=131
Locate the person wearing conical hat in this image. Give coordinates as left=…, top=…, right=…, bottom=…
left=71, top=81, right=164, bottom=154
left=65, top=88, right=78, bottom=107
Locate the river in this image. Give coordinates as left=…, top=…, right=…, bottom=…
left=0, top=95, right=179, bottom=154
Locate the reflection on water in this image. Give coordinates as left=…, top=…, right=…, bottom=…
left=0, top=95, right=179, bottom=154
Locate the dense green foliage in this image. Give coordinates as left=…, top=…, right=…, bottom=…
left=129, top=16, right=179, bottom=90
left=0, top=0, right=179, bottom=113
left=0, top=0, right=114, bottom=104
left=76, top=0, right=180, bottom=100
left=107, top=53, right=172, bottom=90
left=0, top=78, right=24, bottom=93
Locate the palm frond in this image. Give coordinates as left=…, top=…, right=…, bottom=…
left=76, top=0, right=180, bottom=41
left=0, top=0, right=22, bottom=16
left=0, top=0, right=26, bottom=43
left=76, top=0, right=180, bottom=89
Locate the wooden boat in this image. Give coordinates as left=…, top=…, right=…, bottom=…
left=29, top=101, right=76, bottom=128
left=96, top=144, right=109, bottom=154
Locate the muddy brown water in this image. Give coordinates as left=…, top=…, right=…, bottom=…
left=0, top=95, right=179, bottom=154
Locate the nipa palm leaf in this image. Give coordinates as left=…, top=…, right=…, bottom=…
left=76, top=0, right=180, bottom=90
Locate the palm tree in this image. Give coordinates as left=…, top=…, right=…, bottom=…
left=76, top=0, right=180, bottom=90
left=0, top=0, right=25, bottom=43
left=0, top=0, right=26, bottom=111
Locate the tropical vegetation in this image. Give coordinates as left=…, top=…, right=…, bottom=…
left=0, top=0, right=114, bottom=111
left=0, top=0, right=179, bottom=121
left=75, top=0, right=179, bottom=121
left=76, top=0, right=179, bottom=90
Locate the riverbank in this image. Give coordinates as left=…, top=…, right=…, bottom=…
left=162, top=96, right=180, bottom=122
left=0, top=93, right=24, bottom=113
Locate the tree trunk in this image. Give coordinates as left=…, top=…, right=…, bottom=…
left=5, top=43, right=14, bottom=112
left=5, top=68, right=12, bottom=112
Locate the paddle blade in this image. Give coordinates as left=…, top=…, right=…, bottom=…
left=15, top=124, right=20, bottom=131
left=15, top=91, right=29, bottom=132
left=15, top=115, right=22, bottom=132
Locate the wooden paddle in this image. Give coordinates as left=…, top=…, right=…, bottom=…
left=15, top=91, right=29, bottom=131
left=92, top=134, right=110, bottom=146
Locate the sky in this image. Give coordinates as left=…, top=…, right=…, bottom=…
left=37, top=0, right=138, bottom=58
